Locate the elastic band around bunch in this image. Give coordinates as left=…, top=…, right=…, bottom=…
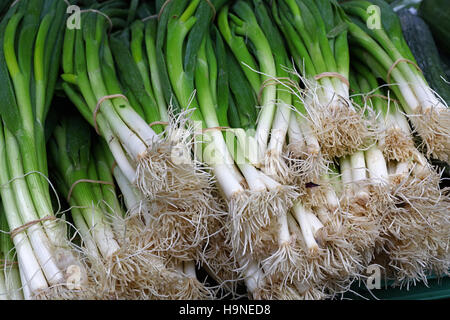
left=314, top=72, right=350, bottom=88
left=10, top=216, right=57, bottom=240
left=201, top=126, right=230, bottom=133
left=366, top=94, right=400, bottom=104
left=149, top=121, right=169, bottom=127
left=67, top=179, right=115, bottom=202
left=257, top=77, right=300, bottom=103
left=93, top=94, right=129, bottom=134
left=386, top=58, right=422, bottom=84
left=79, top=9, right=114, bottom=34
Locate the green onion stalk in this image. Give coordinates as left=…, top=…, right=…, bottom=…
left=341, top=0, right=450, bottom=163
left=62, top=10, right=187, bottom=209
left=48, top=116, right=212, bottom=300
left=0, top=0, right=89, bottom=298
left=350, top=64, right=450, bottom=288
left=218, top=0, right=311, bottom=290
left=272, top=0, right=373, bottom=160
left=107, top=15, right=222, bottom=265
left=350, top=57, right=430, bottom=181
left=158, top=0, right=299, bottom=298
left=0, top=207, right=23, bottom=300
left=100, top=134, right=215, bottom=300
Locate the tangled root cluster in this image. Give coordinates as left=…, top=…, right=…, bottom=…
left=375, top=169, right=450, bottom=287
left=284, top=147, right=330, bottom=185
left=410, top=107, right=450, bottom=163
left=228, top=186, right=298, bottom=260
left=136, top=111, right=215, bottom=205
left=311, top=100, right=374, bottom=159
left=381, top=127, right=416, bottom=162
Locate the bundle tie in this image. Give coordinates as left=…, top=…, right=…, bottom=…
left=149, top=121, right=169, bottom=127
left=79, top=9, right=114, bottom=34
left=257, top=77, right=300, bottom=103
left=110, top=161, right=118, bottom=174
left=387, top=58, right=422, bottom=84
left=201, top=126, right=230, bottom=133
left=204, top=0, right=217, bottom=22
left=314, top=72, right=350, bottom=88
left=142, top=14, right=158, bottom=22
left=67, top=179, right=114, bottom=202
left=10, top=216, right=56, bottom=240
left=0, top=259, right=18, bottom=268
left=366, top=94, right=400, bottom=104
left=157, top=0, right=172, bottom=20
left=93, top=94, right=129, bottom=134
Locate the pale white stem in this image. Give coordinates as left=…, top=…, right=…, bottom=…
left=257, top=170, right=281, bottom=191
left=288, top=114, right=306, bottom=152
left=102, top=126, right=136, bottom=183
left=350, top=151, right=367, bottom=183
left=278, top=214, right=291, bottom=245
left=393, top=110, right=412, bottom=136
left=19, top=266, right=30, bottom=300
left=211, top=164, right=244, bottom=199
left=266, top=101, right=291, bottom=156
left=183, top=261, right=197, bottom=278
left=339, top=156, right=353, bottom=194
left=395, top=161, right=412, bottom=177
left=296, top=114, right=320, bottom=155
left=83, top=206, right=120, bottom=259
left=365, top=145, right=389, bottom=184
left=305, top=211, right=324, bottom=236
left=350, top=151, right=369, bottom=203
left=237, top=163, right=266, bottom=192
left=241, top=259, right=264, bottom=295
left=291, top=202, right=319, bottom=252
left=114, top=105, right=158, bottom=147
left=70, top=207, right=101, bottom=261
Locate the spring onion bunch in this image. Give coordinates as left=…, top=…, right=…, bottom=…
left=107, top=14, right=221, bottom=264
left=349, top=64, right=450, bottom=288
left=48, top=114, right=213, bottom=299
left=62, top=5, right=213, bottom=222
left=341, top=0, right=450, bottom=163
left=272, top=0, right=373, bottom=160
left=0, top=0, right=89, bottom=298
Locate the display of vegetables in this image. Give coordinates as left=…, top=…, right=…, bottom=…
left=0, top=0, right=447, bottom=300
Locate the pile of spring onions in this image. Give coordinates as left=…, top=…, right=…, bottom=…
left=0, top=0, right=447, bottom=300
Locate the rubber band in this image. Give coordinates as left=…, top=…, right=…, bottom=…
left=201, top=126, right=230, bottom=133
left=111, top=161, right=118, bottom=174
left=10, top=216, right=56, bottom=240
left=257, top=77, right=299, bottom=103
left=314, top=72, right=350, bottom=88
left=204, top=0, right=217, bottom=21
left=67, top=179, right=114, bottom=202
left=142, top=14, right=158, bottom=22
left=158, top=0, right=172, bottom=20
left=149, top=121, right=169, bottom=127
left=80, top=9, right=114, bottom=34
left=0, top=259, right=18, bottom=267
left=386, top=58, right=422, bottom=84
left=93, top=94, right=129, bottom=135
left=366, top=94, right=400, bottom=104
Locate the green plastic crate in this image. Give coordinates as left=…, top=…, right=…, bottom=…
left=344, top=275, right=450, bottom=300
